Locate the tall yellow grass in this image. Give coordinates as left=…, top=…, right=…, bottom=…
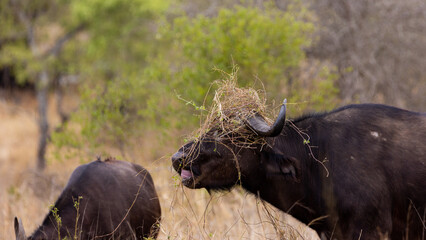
left=0, top=92, right=318, bottom=239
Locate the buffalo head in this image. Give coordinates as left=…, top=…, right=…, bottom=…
left=172, top=100, right=288, bottom=190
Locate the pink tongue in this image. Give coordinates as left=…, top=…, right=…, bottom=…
left=181, top=169, right=192, bottom=180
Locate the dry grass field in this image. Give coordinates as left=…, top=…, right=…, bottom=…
left=0, top=92, right=319, bottom=239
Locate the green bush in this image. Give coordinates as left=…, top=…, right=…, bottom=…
left=54, top=1, right=339, bottom=156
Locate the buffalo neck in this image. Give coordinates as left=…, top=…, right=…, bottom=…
left=30, top=192, right=77, bottom=239
left=242, top=116, right=328, bottom=227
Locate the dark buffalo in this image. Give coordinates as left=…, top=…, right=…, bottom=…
left=15, top=158, right=161, bottom=240
left=172, top=102, right=426, bottom=239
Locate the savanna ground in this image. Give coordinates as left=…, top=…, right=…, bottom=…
left=0, top=91, right=319, bottom=239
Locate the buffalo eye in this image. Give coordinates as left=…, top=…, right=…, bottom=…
left=280, top=165, right=297, bottom=181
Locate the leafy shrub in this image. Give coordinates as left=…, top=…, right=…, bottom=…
left=54, top=1, right=339, bottom=156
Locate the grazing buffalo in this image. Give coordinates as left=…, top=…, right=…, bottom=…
left=15, top=158, right=161, bottom=240
left=172, top=102, right=426, bottom=239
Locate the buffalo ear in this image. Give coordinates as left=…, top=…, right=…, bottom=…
left=263, top=153, right=300, bottom=182
left=14, top=217, right=26, bottom=240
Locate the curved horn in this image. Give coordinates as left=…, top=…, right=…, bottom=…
left=246, top=99, right=287, bottom=137
left=14, top=217, right=26, bottom=240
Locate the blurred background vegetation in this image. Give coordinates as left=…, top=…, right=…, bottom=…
left=1, top=0, right=425, bottom=170
left=1, top=0, right=425, bottom=239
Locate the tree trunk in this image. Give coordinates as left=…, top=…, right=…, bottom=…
left=19, top=12, right=50, bottom=171
left=27, top=25, right=50, bottom=171
left=36, top=70, right=49, bottom=171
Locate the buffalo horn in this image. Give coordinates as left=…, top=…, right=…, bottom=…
left=246, top=99, right=287, bottom=137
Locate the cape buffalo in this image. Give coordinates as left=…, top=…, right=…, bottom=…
left=172, top=102, right=426, bottom=239
left=15, top=158, right=161, bottom=240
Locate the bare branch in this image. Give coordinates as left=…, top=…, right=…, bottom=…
left=41, top=23, right=87, bottom=58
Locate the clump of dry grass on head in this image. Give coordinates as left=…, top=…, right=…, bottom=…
left=193, top=68, right=273, bottom=149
